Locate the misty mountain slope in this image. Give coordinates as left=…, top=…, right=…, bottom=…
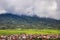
left=0, top=13, right=60, bottom=29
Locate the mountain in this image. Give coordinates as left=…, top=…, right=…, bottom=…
left=0, top=13, right=60, bottom=29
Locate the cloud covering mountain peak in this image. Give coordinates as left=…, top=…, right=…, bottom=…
left=0, top=0, right=60, bottom=20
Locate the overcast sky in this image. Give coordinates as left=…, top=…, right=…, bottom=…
left=0, top=0, right=60, bottom=20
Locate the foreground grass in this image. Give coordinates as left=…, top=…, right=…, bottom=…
left=0, top=29, right=60, bottom=35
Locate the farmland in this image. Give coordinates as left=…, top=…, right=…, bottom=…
left=0, top=29, right=60, bottom=35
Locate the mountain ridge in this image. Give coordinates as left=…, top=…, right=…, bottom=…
left=0, top=13, right=60, bottom=29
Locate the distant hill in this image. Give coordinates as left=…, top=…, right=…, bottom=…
left=0, top=13, right=60, bottom=29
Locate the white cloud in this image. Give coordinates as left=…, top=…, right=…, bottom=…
left=0, top=7, right=7, bottom=14
left=0, top=9, right=7, bottom=14
left=0, top=0, right=60, bottom=20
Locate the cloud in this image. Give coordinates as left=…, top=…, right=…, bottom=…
left=0, top=8, right=7, bottom=14
left=0, top=0, right=60, bottom=20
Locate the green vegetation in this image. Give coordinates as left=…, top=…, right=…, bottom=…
left=0, top=14, right=60, bottom=29
left=0, top=14, right=60, bottom=35
left=0, top=29, right=60, bottom=35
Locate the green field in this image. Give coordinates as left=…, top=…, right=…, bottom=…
left=0, top=29, right=60, bottom=35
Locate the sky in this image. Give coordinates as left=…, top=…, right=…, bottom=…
left=0, top=0, right=60, bottom=20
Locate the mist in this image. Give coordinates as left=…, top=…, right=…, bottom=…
left=0, top=0, right=60, bottom=20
